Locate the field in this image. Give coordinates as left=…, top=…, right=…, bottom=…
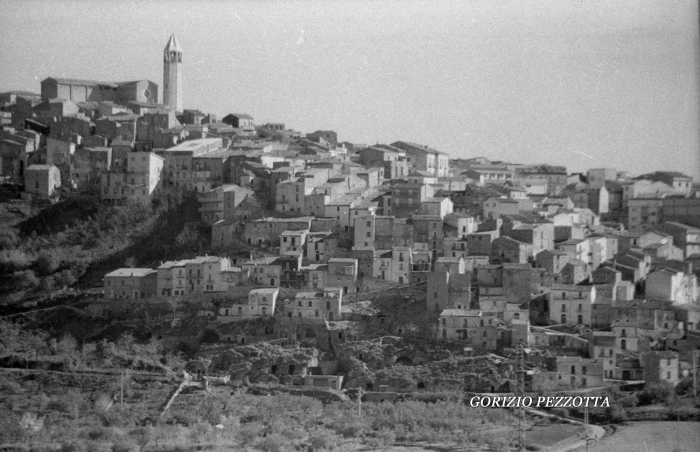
left=571, top=421, right=700, bottom=452
left=525, top=423, right=584, bottom=450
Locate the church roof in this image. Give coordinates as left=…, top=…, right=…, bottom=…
left=164, top=33, right=182, bottom=52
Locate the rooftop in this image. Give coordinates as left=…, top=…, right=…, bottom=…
left=106, top=268, right=156, bottom=278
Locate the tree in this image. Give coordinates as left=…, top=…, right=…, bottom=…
left=34, top=250, right=59, bottom=275
left=39, top=276, right=55, bottom=292
left=124, top=256, right=137, bottom=268
left=0, top=229, right=19, bottom=250
left=164, top=298, right=179, bottom=321
left=13, top=270, right=39, bottom=290
left=56, top=269, right=76, bottom=288
left=116, top=333, right=136, bottom=355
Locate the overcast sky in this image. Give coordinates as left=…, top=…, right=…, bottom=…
left=1, top=0, right=698, bottom=178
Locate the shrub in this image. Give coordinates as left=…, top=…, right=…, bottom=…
left=365, top=428, right=396, bottom=447
left=609, top=406, right=628, bottom=423
left=39, top=275, right=55, bottom=291
left=0, top=229, right=20, bottom=250
left=12, top=269, right=39, bottom=290
left=551, top=407, right=569, bottom=418
left=61, top=441, right=88, bottom=452
left=35, top=250, right=59, bottom=275
left=0, top=412, right=24, bottom=443
left=307, top=429, right=340, bottom=451
left=254, top=433, right=294, bottom=452
left=339, top=418, right=367, bottom=438
left=237, top=423, right=263, bottom=445
left=56, top=269, right=77, bottom=288
left=0, top=249, right=32, bottom=273
left=618, top=394, right=639, bottom=408
left=200, top=329, right=220, bottom=344
left=638, top=382, right=673, bottom=406
left=111, top=438, right=139, bottom=452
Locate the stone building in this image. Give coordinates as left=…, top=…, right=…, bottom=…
left=24, top=164, right=61, bottom=197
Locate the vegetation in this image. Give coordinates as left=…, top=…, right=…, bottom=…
left=0, top=189, right=210, bottom=303
left=0, top=374, right=515, bottom=451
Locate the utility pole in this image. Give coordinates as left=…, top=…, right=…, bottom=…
left=357, top=387, right=363, bottom=417
left=693, top=349, right=698, bottom=398
left=515, top=343, right=525, bottom=452
left=120, top=369, right=124, bottom=404
left=583, top=405, right=593, bottom=452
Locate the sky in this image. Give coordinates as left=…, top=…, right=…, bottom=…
left=1, top=0, right=699, bottom=179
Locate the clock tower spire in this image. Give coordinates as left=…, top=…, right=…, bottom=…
left=163, top=34, right=182, bottom=112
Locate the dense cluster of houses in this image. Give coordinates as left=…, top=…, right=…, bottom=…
left=2, top=36, right=700, bottom=393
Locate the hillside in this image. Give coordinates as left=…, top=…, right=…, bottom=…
left=0, top=190, right=211, bottom=304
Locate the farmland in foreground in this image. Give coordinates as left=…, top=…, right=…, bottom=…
left=570, top=421, right=700, bottom=452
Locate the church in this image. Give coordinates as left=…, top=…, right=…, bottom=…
left=39, top=34, right=182, bottom=112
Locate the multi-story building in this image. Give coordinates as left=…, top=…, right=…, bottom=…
left=198, top=184, right=256, bottom=224
left=462, top=165, right=514, bottom=186
left=306, top=232, right=337, bottom=263
left=158, top=138, right=223, bottom=190
left=661, top=196, right=700, bottom=230
left=326, top=258, right=359, bottom=294
left=101, top=151, right=164, bottom=205
left=391, top=183, right=430, bottom=218
left=218, top=287, right=279, bottom=322
left=427, top=267, right=471, bottom=312
left=642, top=351, right=679, bottom=386
left=104, top=268, right=158, bottom=299
left=628, top=196, right=665, bottom=233
left=40, top=77, right=159, bottom=105
left=275, top=168, right=334, bottom=213
left=587, top=168, right=617, bottom=190
left=657, top=221, right=700, bottom=257
left=24, top=164, right=61, bottom=197
left=635, top=171, right=693, bottom=195
left=436, top=309, right=498, bottom=350
left=554, top=356, right=604, bottom=389
left=514, top=165, right=568, bottom=195
left=280, top=230, right=308, bottom=257
left=645, top=267, right=698, bottom=305
left=285, top=287, right=343, bottom=321
left=588, top=331, right=616, bottom=379
left=612, top=321, right=639, bottom=353
left=491, top=236, right=533, bottom=265
left=243, top=216, right=313, bottom=248
left=241, top=256, right=282, bottom=287
left=390, top=141, right=449, bottom=177
left=548, top=284, right=596, bottom=325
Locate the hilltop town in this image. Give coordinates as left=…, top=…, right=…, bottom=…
left=1, top=34, right=699, bottom=450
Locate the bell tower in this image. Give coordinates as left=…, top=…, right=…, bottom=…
left=163, top=34, right=182, bottom=112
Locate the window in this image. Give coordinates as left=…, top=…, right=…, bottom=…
left=308, top=301, right=313, bottom=307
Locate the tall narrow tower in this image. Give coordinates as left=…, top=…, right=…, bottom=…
left=163, top=34, right=182, bottom=112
